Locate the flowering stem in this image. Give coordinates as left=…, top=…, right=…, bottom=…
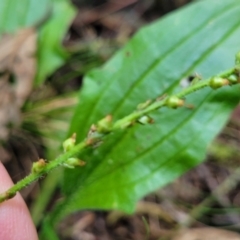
left=113, top=67, right=237, bottom=129
left=0, top=138, right=98, bottom=203
left=0, top=63, right=239, bottom=204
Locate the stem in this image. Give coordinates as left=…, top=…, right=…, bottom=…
left=0, top=138, right=98, bottom=203
left=0, top=66, right=239, bottom=204
left=113, top=67, right=236, bottom=129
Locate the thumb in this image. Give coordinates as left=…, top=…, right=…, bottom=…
left=0, top=162, right=38, bottom=240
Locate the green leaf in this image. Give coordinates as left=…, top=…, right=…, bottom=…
left=39, top=217, right=59, bottom=240
left=52, top=0, right=240, bottom=223
left=34, top=0, right=76, bottom=85
left=0, top=0, right=76, bottom=85
left=0, top=0, right=50, bottom=35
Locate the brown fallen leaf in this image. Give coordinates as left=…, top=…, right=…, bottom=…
left=106, top=201, right=175, bottom=226
left=172, top=227, right=240, bottom=240
left=0, top=28, right=37, bottom=140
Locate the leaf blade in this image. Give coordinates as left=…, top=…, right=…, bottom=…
left=34, top=0, right=76, bottom=85
left=0, top=0, right=50, bottom=34
left=54, top=0, right=240, bottom=221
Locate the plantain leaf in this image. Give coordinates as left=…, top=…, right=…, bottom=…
left=51, top=0, right=240, bottom=223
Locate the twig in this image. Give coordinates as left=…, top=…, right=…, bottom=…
left=181, top=167, right=240, bottom=227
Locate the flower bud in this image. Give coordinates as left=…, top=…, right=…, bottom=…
left=96, top=115, right=112, bottom=133
left=137, top=115, right=154, bottom=124
left=63, top=158, right=86, bottom=169
left=209, top=77, right=229, bottom=89
left=31, top=159, right=47, bottom=174
left=63, top=133, right=76, bottom=152
left=228, top=74, right=239, bottom=85
left=166, top=96, right=184, bottom=109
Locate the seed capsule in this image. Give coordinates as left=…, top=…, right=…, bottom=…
left=137, top=115, right=154, bottom=125
left=166, top=96, right=184, bottom=109
left=228, top=74, right=239, bottom=85
left=63, top=158, right=86, bottom=169
left=209, top=77, right=229, bottom=89
left=63, top=133, right=76, bottom=152
left=96, top=115, right=113, bottom=133
left=31, top=159, right=47, bottom=173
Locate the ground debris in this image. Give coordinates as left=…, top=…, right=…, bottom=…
left=0, top=28, right=37, bottom=140
left=172, top=227, right=240, bottom=240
